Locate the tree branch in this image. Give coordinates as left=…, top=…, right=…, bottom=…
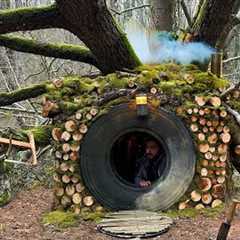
left=0, top=83, right=47, bottom=106
left=191, top=0, right=240, bottom=48
left=216, top=15, right=240, bottom=49
left=223, top=55, right=240, bottom=64
left=110, top=4, right=150, bottom=15
left=224, top=103, right=240, bottom=125
left=180, top=0, right=192, bottom=27
left=0, top=4, right=62, bottom=34
left=0, top=35, right=99, bottom=68
left=220, top=82, right=240, bottom=98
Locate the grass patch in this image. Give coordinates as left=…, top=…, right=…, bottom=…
left=161, top=204, right=224, bottom=219
left=200, top=205, right=224, bottom=218
left=42, top=210, right=79, bottom=228
left=80, top=211, right=106, bottom=223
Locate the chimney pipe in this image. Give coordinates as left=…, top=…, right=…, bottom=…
left=210, top=52, right=223, bottom=78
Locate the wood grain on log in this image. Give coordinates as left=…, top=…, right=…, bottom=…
left=61, top=131, right=71, bottom=142
left=72, top=193, right=82, bottom=204
left=191, top=190, right=201, bottom=202
left=66, top=184, right=75, bottom=196
left=199, top=143, right=210, bottom=153
left=83, top=196, right=94, bottom=207
left=52, top=128, right=62, bottom=141
left=198, top=177, right=212, bottom=192
left=195, top=96, right=206, bottom=106
left=65, top=120, right=77, bottom=132
left=202, top=193, right=213, bottom=205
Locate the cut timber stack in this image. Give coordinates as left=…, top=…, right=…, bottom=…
left=41, top=63, right=235, bottom=213
left=51, top=107, right=103, bottom=215
left=178, top=96, right=229, bottom=209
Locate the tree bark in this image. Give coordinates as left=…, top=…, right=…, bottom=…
left=0, top=35, right=99, bottom=68
left=191, top=0, right=240, bottom=48
left=0, top=5, right=62, bottom=33
left=0, top=1, right=141, bottom=73
left=0, top=83, right=47, bottom=106
left=56, top=0, right=141, bottom=73
left=149, top=0, right=175, bottom=32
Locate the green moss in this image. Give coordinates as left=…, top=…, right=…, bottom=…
left=106, top=73, right=128, bottom=88
left=200, top=205, right=224, bottom=218
left=0, top=83, right=47, bottom=106
left=0, top=191, right=11, bottom=207
left=228, top=100, right=240, bottom=112
left=159, top=81, right=177, bottom=94
left=113, top=19, right=142, bottom=68
left=80, top=211, right=106, bottom=222
left=161, top=204, right=224, bottom=219
left=42, top=210, right=79, bottom=228
left=20, top=126, right=52, bottom=145
left=0, top=4, right=56, bottom=16
left=0, top=34, right=97, bottom=68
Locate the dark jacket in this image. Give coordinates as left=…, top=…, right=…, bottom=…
left=134, top=153, right=165, bottom=186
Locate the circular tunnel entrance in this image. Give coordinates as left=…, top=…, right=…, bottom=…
left=80, top=104, right=196, bottom=210
left=111, top=131, right=168, bottom=188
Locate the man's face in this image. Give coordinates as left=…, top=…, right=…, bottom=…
left=145, top=140, right=160, bottom=159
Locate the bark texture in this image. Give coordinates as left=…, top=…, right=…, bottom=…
left=149, top=0, right=175, bottom=31
left=0, top=5, right=62, bottom=33
left=0, top=1, right=141, bottom=73
left=56, top=0, right=141, bottom=73
left=191, top=0, right=240, bottom=48
left=0, top=83, right=47, bottom=106
left=0, top=35, right=99, bottom=67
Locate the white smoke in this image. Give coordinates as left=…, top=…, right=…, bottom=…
left=125, top=21, right=214, bottom=64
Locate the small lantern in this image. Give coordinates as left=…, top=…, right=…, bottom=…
left=135, top=93, right=148, bottom=117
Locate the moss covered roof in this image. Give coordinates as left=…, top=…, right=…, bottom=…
left=43, top=63, right=229, bottom=115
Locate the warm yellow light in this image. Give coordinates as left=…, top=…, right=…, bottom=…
left=135, top=94, right=147, bottom=105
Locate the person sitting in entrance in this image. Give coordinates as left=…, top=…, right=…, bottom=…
left=134, top=138, right=165, bottom=188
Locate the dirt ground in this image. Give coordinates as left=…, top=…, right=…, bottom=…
left=0, top=187, right=240, bottom=240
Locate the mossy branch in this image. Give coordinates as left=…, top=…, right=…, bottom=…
left=0, top=83, right=47, bottom=106
left=0, top=4, right=62, bottom=34
left=0, top=35, right=99, bottom=68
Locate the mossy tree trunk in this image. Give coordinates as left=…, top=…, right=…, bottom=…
left=191, top=0, right=240, bottom=49
left=56, top=0, right=141, bottom=73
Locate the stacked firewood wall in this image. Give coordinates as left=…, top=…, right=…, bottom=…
left=38, top=63, right=236, bottom=212
left=178, top=96, right=230, bottom=210
left=51, top=106, right=104, bottom=214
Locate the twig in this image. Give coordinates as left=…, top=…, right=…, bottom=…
left=4, top=159, right=29, bottom=166
left=223, top=71, right=240, bottom=77
left=223, top=55, right=240, bottom=64
left=0, top=106, right=41, bottom=114
left=0, top=112, right=41, bottom=120
left=110, top=4, right=150, bottom=15
left=220, top=82, right=240, bottom=98
left=98, top=88, right=138, bottom=106
left=181, top=0, right=192, bottom=27
left=36, top=145, right=51, bottom=158
left=224, top=103, right=240, bottom=125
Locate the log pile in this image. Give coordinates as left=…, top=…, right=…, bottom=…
left=41, top=63, right=236, bottom=213
left=178, top=96, right=230, bottom=209
left=51, top=106, right=104, bottom=214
